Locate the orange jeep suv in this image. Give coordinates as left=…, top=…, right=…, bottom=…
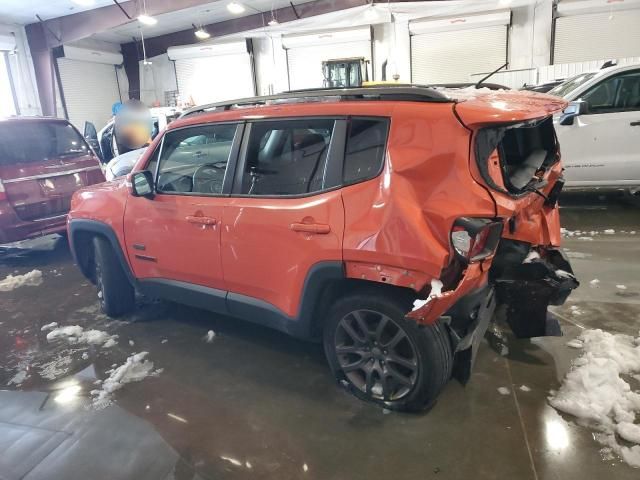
left=68, top=86, right=578, bottom=411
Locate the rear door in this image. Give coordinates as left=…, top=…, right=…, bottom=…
left=221, top=118, right=345, bottom=318
left=123, top=122, right=242, bottom=293
left=558, top=69, right=640, bottom=186
left=0, top=119, right=103, bottom=221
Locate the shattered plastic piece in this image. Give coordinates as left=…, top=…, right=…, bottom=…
left=555, top=269, right=575, bottom=280
left=0, top=270, right=43, bottom=292
left=497, top=387, right=511, bottom=395
left=40, top=322, right=58, bottom=331
left=161, top=339, right=168, bottom=344
left=519, top=385, right=531, bottom=392
left=523, top=250, right=540, bottom=263
left=616, top=285, right=627, bottom=290
left=412, top=279, right=444, bottom=311
left=589, top=279, right=600, bottom=287
left=204, top=330, right=216, bottom=343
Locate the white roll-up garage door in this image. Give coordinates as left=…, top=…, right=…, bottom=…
left=283, top=27, right=372, bottom=90
left=57, top=46, right=123, bottom=130
left=554, top=11, right=640, bottom=64
left=410, top=11, right=510, bottom=84
left=169, top=41, right=254, bottom=106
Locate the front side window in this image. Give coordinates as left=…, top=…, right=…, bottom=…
left=156, top=124, right=237, bottom=195
left=581, top=70, right=640, bottom=113
left=241, top=119, right=334, bottom=196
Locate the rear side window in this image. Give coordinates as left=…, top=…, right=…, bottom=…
left=0, top=121, right=88, bottom=165
left=343, top=118, right=388, bottom=184
left=241, top=119, right=334, bottom=195
left=156, top=123, right=237, bottom=195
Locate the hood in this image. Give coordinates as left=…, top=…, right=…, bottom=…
left=444, top=88, right=568, bottom=129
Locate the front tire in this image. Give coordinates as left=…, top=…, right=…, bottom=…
left=323, top=291, right=453, bottom=412
left=93, top=236, right=135, bottom=317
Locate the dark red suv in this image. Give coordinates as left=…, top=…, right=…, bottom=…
left=0, top=117, right=104, bottom=244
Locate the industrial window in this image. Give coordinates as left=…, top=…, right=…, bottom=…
left=343, top=118, right=389, bottom=184
left=0, top=53, right=16, bottom=117
left=156, top=124, right=237, bottom=195
left=241, top=119, right=334, bottom=196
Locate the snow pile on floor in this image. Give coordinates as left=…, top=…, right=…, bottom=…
left=90, top=352, right=160, bottom=408
left=46, top=325, right=117, bottom=348
left=412, top=279, right=444, bottom=311
left=0, top=270, right=43, bottom=292
left=549, top=329, right=640, bottom=468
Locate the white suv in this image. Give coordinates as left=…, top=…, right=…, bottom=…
left=551, top=64, right=640, bottom=192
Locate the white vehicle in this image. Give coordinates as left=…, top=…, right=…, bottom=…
left=551, top=64, right=640, bottom=191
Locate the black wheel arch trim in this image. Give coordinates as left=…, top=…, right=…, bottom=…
left=68, top=219, right=137, bottom=285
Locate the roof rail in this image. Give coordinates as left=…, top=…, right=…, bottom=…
left=180, top=85, right=452, bottom=118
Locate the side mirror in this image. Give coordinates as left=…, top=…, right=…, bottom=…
left=559, top=100, right=588, bottom=126
left=130, top=170, right=155, bottom=198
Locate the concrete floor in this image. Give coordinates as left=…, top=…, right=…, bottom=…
left=0, top=193, right=638, bottom=480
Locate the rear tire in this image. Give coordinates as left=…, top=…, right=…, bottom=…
left=323, top=291, right=453, bottom=412
left=93, top=236, right=135, bottom=317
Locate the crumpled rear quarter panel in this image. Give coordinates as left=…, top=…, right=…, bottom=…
left=341, top=102, right=496, bottom=292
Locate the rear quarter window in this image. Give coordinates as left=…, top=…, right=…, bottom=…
left=343, top=118, right=389, bottom=184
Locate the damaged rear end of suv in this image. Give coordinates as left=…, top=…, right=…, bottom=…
left=332, top=87, right=578, bottom=411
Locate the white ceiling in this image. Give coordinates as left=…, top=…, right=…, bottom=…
left=92, top=0, right=314, bottom=43
left=0, top=0, right=115, bottom=24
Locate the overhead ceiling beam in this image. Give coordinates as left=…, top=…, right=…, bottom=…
left=123, top=0, right=370, bottom=59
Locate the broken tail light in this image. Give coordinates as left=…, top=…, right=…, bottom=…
left=451, top=217, right=503, bottom=263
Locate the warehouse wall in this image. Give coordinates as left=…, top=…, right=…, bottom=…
left=0, top=23, right=41, bottom=115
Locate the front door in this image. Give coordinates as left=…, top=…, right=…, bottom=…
left=123, top=122, right=242, bottom=292
left=559, top=69, right=640, bottom=186
left=221, top=118, right=345, bottom=318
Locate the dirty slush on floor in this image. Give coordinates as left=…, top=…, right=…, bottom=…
left=1, top=194, right=639, bottom=480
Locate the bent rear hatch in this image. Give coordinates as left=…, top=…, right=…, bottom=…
left=450, top=89, right=567, bottom=197
left=0, top=119, right=104, bottom=221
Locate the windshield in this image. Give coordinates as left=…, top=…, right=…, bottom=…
left=548, top=72, right=597, bottom=98
left=0, top=120, right=89, bottom=166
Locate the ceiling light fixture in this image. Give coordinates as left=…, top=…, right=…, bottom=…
left=267, top=2, right=279, bottom=26
left=193, top=24, right=211, bottom=40
left=138, top=14, right=157, bottom=25
left=137, top=0, right=157, bottom=25
left=227, top=2, right=246, bottom=14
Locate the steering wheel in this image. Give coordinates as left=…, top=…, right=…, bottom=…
left=193, top=162, right=227, bottom=194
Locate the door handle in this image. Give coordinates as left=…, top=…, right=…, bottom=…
left=290, top=222, right=331, bottom=234
left=186, top=215, right=216, bottom=225
left=630, top=121, right=640, bottom=126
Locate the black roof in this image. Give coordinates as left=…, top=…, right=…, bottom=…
left=180, top=85, right=452, bottom=117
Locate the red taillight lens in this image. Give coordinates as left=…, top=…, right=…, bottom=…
left=451, top=217, right=503, bottom=263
